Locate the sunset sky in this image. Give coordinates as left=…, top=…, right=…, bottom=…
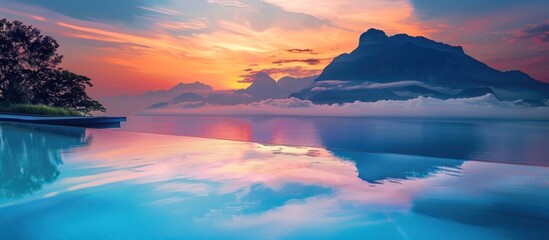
left=0, top=0, right=547, bottom=97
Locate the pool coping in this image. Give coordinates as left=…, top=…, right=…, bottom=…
left=0, top=113, right=126, bottom=128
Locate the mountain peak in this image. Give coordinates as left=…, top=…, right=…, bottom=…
left=168, top=81, right=213, bottom=92
left=237, top=72, right=290, bottom=100
left=391, top=33, right=465, bottom=56
left=359, top=28, right=389, bottom=46
left=252, top=71, right=276, bottom=83
left=312, top=28, right=549, bottom=102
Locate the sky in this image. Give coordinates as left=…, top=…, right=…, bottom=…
left=0, top=0, right=547, bottom=97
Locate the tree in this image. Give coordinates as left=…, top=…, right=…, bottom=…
left=0, top=18, right=105, bottom=114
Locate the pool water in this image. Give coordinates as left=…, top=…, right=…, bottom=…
left=122, top=116, right=549, bottom=166
left=0, top=121, right=548, bottom=239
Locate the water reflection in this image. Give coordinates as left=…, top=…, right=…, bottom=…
left=0, top=124, right=548, bottom=239
left=411, top=163, right=549, bottom=239
left=315, top=119, right=481, bottom=159
left=0, top=123, right=89, bottom=199
left=333, top=151, right=464, bottom=183
left=121, top=116, right=549, bottom=166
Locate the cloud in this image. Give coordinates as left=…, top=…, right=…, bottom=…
left=410, top=0, right=548, bottom=19
left=7, top=0, right=332, bottom=33
left=233, top=0, right=332, bottom=31
left=311, top=87, right=327, bottom=92
left=7, top=0, right=152, bottom=24
left=155, top=18, right=210, bottom=32
left=312, top=80, right=460, bottom=94
left=247, top=98, right=314, bottom=108
left=286, top=48, right=318, bottom=54
left=315, top=80, right=350, bottom=85
left=138, top=6, right=183, bottom=16
left=207, top=0, right=250, bottom=8
left=272, top=58, right=328, bottom=65
left=361, top=81, right=425, bottom=89
left=519, top=24, right=549, bottom=43
left=159, top=0, right=332, bottom=33
left=222, top=197, right=355, bottom=237
left=140, top=94, right=549, bottom=120
left=309, top=81, right=460, bottom=95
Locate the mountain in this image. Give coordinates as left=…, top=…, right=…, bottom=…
left=141, top=81, right=213, bottom=99
left=100, top=81, right=214, bottom=115
left=236, top=72, right=290, bottom=100
left=170, top=81, right=213, bottom=92
left=172, top=92, right=205, bottom=103
left=143, top=73, right=316, bottom=110
left=278, top=75, right=316, bottom=93
left=294, top=28, right=549, bottom=104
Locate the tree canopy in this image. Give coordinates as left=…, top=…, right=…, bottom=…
left=0, top=18, right=105, bottom=114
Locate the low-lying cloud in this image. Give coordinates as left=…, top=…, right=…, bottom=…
left=139, top=94, right=549, bottom=120
left=312, top=80, right=460, bottom=94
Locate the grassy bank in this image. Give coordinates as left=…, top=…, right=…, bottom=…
left=0, top=104, right=82, bottom=116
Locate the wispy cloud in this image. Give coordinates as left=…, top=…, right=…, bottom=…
left=6, top=0, right=149, bottom=24
left=272, top=58, right=329, bottom=65
left=138, top=6, right=183, bottom=16
left=519, top=23, right=549, bottom=43
left=207, top=0, right=250, bottom=8
left=156, top=18, right=210, bottom=32
left=286, top=48, right=318, bottom=54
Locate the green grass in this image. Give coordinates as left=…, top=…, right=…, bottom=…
left=0, top=104, right=82, bottom=116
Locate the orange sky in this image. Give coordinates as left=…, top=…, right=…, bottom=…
left=0, top=0, right=547, bottom=97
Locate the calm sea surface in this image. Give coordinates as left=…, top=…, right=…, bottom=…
left=0, top=117, right=548, bottom=239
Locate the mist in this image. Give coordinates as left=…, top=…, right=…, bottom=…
left=139, top=94, right=549, bottom=120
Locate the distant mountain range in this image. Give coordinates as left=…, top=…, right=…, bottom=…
left=235, top=72, right=315, bottom=101
left=144, top=73, right=315, bottom=110
left=99, top=81, right=217, bottom=114
left=293, top=28, right=549, bottom=104
left=139, top=81, right=213, bottom=99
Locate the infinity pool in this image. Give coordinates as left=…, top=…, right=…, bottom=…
left=0, top=122, right=548, bottom=239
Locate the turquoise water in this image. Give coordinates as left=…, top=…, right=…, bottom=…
left=1, top=121, right=548, bottom=239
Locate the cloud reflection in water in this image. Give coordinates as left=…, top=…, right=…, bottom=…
left=0, top=125, right=547, bottom=239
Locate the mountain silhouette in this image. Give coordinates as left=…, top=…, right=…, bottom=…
left=294, top=28, right=549, bottom=104
left=169, top=81, right=213, bottom=92
left=141, top=81, right=213, bottom=99
left=236, top=72, right=290, bottom=100
left=172, top=92, right=205, bottom=103
left=277, top=75, right=316, bottom=93
left=100, top=81, right=215, bottom=114
left=145, top=73, right=317, bottom=109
